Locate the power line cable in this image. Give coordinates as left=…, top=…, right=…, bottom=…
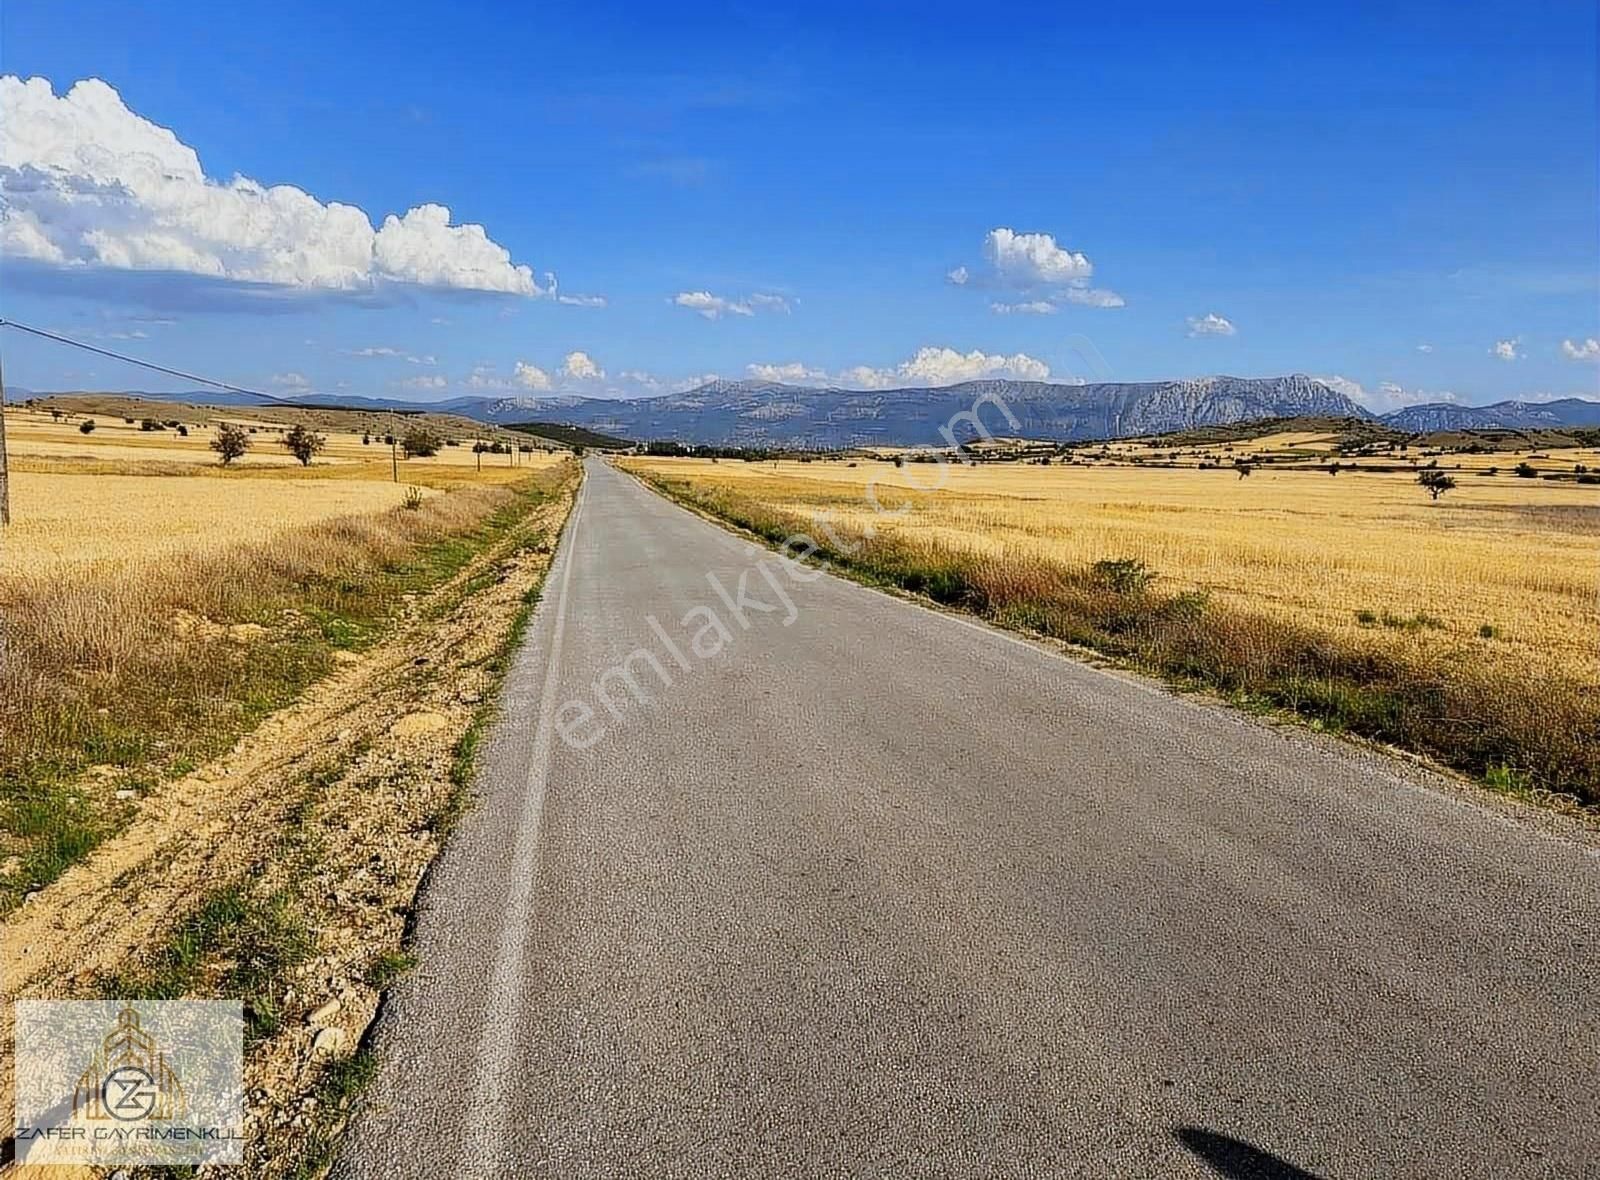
left=0, top=316, right=296, bottom=405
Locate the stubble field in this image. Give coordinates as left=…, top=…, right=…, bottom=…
left=4, top=404, right=559, bottom=574
left=0, top=400, right=573, bottom=912
left=624, top=437, right=1600, bottom=804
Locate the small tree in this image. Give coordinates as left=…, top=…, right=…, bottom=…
left=1234, top=460, right=1253, bottom=479
left=1418, top=470, right=1456, bottom=500
left=281, top=424, right=326, bottom=466
left=401, top=428, right=442, bottom=458
left=1514, top=462, right=1537, bottom=478
left=79, top=418, right=97, bottom=434
left=211, top=421, right=251, bottom=465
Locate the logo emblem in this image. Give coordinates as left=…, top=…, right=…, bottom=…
left=72, top=1003, right=186, bottom=1122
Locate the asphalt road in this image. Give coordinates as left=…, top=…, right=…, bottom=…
left=335, top=457, right=1599, bottom=1179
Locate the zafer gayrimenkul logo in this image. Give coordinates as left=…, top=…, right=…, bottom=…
left=13, top=998, right=243, bottom=1166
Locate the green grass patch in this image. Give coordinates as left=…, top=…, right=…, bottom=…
left=0, top=464, right=578, bottom=917
left=363, top=949, right=418, bottom=989
left=280, top=1050, right=380, bottom=1180
left=105, top=884, right=316, bottom=1042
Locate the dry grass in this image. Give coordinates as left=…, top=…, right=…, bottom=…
left=0, top=456, right=579, bottom=909
left=624, top=455, right=1600, bottom=804
left=8, top=405, right=565, bottom=480
left=627, top=456, right=1599, bottom=681
left=3, top=471, right=430, bottom=574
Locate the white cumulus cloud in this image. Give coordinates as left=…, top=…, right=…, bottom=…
left=984, top=227, right=1093, bottom=284
left=838, top=364, right=899, bottom=390
left=560, top=350, right=603, bottom=379
left=671, top=289, right=789, bottom=320
left=398, top=374, right=448, bottom=391
left=990, top=300, right=1057, bottom=315
left=745, top=347, right=1049, bottom=389
left=953, top=228, right=1122, bottom=310
left=1560, top=337, right=1599, bottom=362
left=777, top=348, right=1047, bottom=389
left=464, top=365, right=511, bottom=391
left=0, top=75, right=549, bottom=297
left=898, top=346, right=1049, bottom=384
left=746, top=361, right=828, bottom=384
left=347, top=346, right=435, bottom=365
left=1491, top=337, right=1522, bottom=361
left=1316, top=375, right=1455, bottom=412
left=1187, top=313, right=1236, bottom=337
left=514, top=361, right=553, bottom=390
left=1416, top=343, right=1434, bottom=353
left=270, top=371, right=310, bottom=390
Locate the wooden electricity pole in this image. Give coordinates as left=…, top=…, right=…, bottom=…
left=0, top=342, right=11, bottom=526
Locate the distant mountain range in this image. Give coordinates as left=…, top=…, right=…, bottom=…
left=18, top=378, right=1600, bottom=448
left=1378, top=397, right=1600, bottom=433
left=481, top=374, right=1366, bottom=447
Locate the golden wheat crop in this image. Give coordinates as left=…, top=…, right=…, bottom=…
left=8, top=406, right=564, bottom=480
left=2, top=471, right=431, bottom=575
left=0, top=408, right=570, bottom=577
left=623, top=454, right=1600, bottom=681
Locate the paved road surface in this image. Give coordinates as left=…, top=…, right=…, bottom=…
left=335, top=458, right=1599, bottom=1178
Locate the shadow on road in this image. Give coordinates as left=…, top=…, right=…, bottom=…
left=1176, top=1126, right=1327, bottom=1180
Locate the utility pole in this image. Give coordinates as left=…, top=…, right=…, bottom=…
left=0, top=342, right=11, bottom=526
left=389, top=410, right=398, bottom=482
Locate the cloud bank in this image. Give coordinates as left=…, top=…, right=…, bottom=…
left=1317, top=375, right=1455, bottom=413
left=0, top=76, right=548, bottom=298
left=747, top=345, right=1050, bottom=389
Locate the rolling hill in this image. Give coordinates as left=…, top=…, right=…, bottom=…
left=19, top=379, right=1599, bottom=449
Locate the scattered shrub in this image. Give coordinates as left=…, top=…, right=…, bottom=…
left=1090, top=558, right=1156, bottom=594
left=401, top=428, right=442, bottom=459
left=1417, top=470, right=1455, bottom=499
left=211, top=422, right=251, bottom=465
left=79, top=419, right=97, bottom=434
left=281, top=424, right=326, bottom=466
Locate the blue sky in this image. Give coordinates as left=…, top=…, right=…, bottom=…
left=1, top=0, right=1596, bottom=409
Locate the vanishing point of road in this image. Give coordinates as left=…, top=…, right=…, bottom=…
left=335, top=457, right=1599, bottom=1179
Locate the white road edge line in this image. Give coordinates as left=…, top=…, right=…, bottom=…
left=461, top=467, right=587, bottom=1172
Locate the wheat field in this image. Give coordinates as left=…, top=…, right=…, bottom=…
left=2, top=407, right=565, bottom=574
left=624, top=453, right=1600, bottom=682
